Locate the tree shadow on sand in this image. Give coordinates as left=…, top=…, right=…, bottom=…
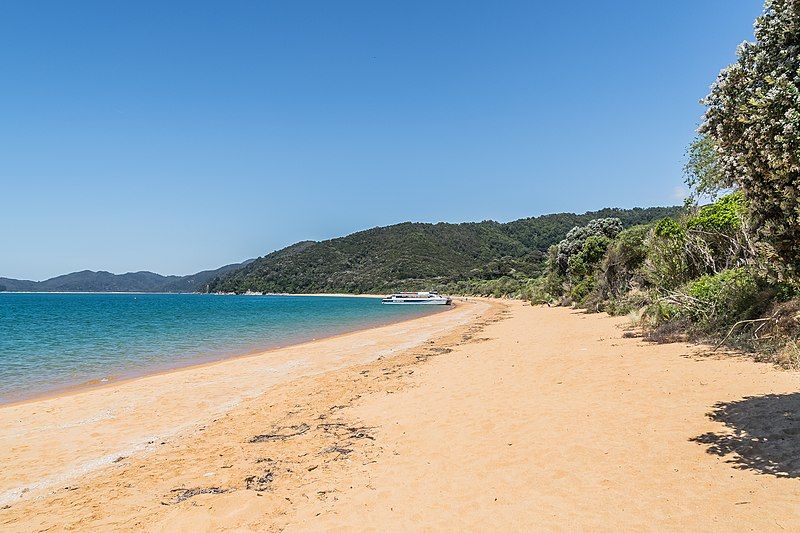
left=691, top=393, right=800, bottom=478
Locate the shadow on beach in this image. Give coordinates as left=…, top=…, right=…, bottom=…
left=691, top=393, right=800, bottom=478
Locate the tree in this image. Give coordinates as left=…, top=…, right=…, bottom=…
left=700, top=0, right=800, bottom=273
left=555, top=218, right=623, bottom=273
left=683, top=134, right=731, bottom=203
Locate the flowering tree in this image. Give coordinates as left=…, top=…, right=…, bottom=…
left=700, top=0, right=800, bottom=274
left=555, top=218, right=623, bottom=274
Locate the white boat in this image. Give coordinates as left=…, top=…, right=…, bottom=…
left=381, top=291, right=452, bottom=305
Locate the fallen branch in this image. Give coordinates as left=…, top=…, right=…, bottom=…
left=713, top=313, right=778, bottom=352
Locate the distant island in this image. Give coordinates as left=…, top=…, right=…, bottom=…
left=1, top=206, right=679, bottom=295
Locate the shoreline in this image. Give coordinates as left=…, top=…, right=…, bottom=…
left=3, top=301, right=800, bottom=529
left=0, top=291, right=388, bottom=296
left=0, top=299, right=453, bottom=408
left=0, top=298, right=485, bottom=510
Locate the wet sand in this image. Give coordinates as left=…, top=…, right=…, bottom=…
left=3, top=299, right=800, bottom=531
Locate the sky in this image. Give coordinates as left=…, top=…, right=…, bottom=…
left=0, top=1, right=762, bottom=280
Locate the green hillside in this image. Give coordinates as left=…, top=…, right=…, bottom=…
left=207, top=206, right=680, bottom=294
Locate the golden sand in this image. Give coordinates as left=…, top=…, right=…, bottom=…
left=3, top=299, right=800, bottom=531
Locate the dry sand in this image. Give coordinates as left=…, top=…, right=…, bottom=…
left=3, top=299, right=800, bottom=531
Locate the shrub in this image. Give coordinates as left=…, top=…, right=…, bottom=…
left=644, top=195, right=755, bottom=290
left=541, top=245, right=566, bottom=298
left=570, top=277, right=594, bottom=304
left=671, top=268, right=767, bottom=330
left=603, top=291, right=651, bottom=316
left=520, top=277, right=552, bottom=304
left=682, top=192, right=754, bottom=274
left=653, top=218, right=684, bottom=240
left=601, top=224, right=650, bottom=298
left=686, top=192, right=745, bottom=233
left=644, top=221, right=691, bottom=290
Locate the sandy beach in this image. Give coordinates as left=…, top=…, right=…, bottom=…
left=3, top=298, right=800, bottom=531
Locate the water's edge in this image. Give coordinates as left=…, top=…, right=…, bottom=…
left=1, top=298, right=451, bottom=407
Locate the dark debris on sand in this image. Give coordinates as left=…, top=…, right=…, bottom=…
left=249, top=423, right=310, bottom=443
left=164, top=487, right=230, bottom=505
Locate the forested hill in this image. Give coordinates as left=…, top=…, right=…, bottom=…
left=0, top=261, right=251, bottom=293
left=207, top=206, right=681, bottom=294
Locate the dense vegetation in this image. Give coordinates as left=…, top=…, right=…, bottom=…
left=533, top=0, right=800, bottom=367
left=207, top=207, right=680, bottom=295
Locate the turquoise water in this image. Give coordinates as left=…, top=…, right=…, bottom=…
left=0, top=293, right=443, bottom=404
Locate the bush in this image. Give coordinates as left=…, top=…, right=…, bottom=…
left=665, top=268, right=769, bottom=331
left=644, top=221, right=691, bottom=290
left=601, top=224, right=650, bottom=298
left=519, top=277, right=551, bottom=303
left=686, top=192, right=745, bottom=233
left=603, top=291, right=651, bottom=316
left=688, top=268, right=759, bottom=321
left=644, top=195, right=755, bottom=290
left=570, top=277, right=595, bottom=304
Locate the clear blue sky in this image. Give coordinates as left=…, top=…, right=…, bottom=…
left=0, top=1, right=760, bottom=280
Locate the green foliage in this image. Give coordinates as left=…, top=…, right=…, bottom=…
left=502, top=206, right=681, bottom=252
left=544, top=196, right=766, bottom=331
left=685, top=192, right=745, bottom=233
left=645, top=221, right=691, bottom=290
left=683, top=268, right=766, bottom=329
left=644, top=194, right=755, bottom=289
left=209, top=207, right=679, bottom=295
left=653, top=218, right=684, bottom=240
left=603, top=291, right=651, bottom=316
left=438, top=276, right=533, bottom=299
left=608, top=225, right=649, bottom=271
left=599, top=224, right=650, bottom=298
left=701, top=0, right=800, bottom=274
left=683, top=135, right=731, bottom=202
left=569, top=277, right=595, bottom=303
left=540, top=245, right=566, bottom=301
left=556, top=218, right=623, bottom=274
left=578, top=235, right=612, bottom=266
left=648, top=300, right=680, bottom=325
left=539, top=217, right=632, bottom=307
left=518, top=277, right=553, bottom=304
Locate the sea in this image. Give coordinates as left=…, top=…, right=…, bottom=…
left=0, top=293, right=444, bottom=404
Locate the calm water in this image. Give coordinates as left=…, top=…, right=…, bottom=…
left=0, top=293, right=442, bottom=403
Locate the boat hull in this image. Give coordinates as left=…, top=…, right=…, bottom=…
left=381, top=298, right=451, bottom=305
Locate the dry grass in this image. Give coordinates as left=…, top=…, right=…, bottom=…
left=774, top=341, right=800, bottom=371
